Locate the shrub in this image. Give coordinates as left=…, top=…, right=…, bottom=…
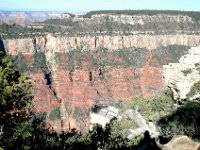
left=49, top=107, right=60, bottom=121
left=117, top=90, right=174, bottom=121
left=155, top=45, right=189, bottom=65
left=31, top=52, right=48, bottom=73
left=158, top=101, right=200, bottom=139
left=187, top=81, right=200, bottom=98
left=181, top=68, right=192, bottom=76
left=13, top=52, right=28, bottom=73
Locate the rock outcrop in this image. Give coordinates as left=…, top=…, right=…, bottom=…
left=4, top=34, right=198, bottom=131
left=163, top=46, right=200, bottom=100
left=162, top=136, right=200, bottom=150
left=3, top=34, right=200, bottom=55
left=121, top=109, right=160, bottom=140
left=3, top=11, right=200, bottom=132
left=89, top=106, right=118, bottom=130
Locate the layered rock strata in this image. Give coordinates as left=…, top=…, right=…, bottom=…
left=2, top=10, right=200, bottom=133
left=3, top=34, right=200, bottom=55
left=4, top=33, right=199, bottom=131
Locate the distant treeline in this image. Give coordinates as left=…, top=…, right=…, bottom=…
left=2, top=10, right=200, bottom=40
left=83, top=10, right=200, bottom=20
left=63, top=12, right=76, bottom=17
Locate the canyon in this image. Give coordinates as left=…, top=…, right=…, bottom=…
left=0, top=11, right=63, bottom=26
left=2, top=11, right=200, bottom=131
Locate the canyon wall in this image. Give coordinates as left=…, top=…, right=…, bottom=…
left=4, top=34, right=198, bottom=131
left=4, top=34, right=200, bottom=55
left=163, top=46, right=200, bottom=100
left=3, top=11, right=200, bottom=131
left=0, top=11, right=63, bottom=26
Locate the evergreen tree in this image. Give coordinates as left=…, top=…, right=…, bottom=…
left=0, top=52, right=33, bottom=149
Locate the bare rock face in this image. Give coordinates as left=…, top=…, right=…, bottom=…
left=43, top=34, right=200, bottom=51
left=3, top=34, right=200, bottom=54
left=163, top=46, right=200, bottom=100
left=2, top=11, right=200, bottom=132
left=91, top=14, right=194, bottom=26
left=30, top=72, right=78, bottom=132
left=89, top=106, right=119, bottom=130
left=122, top=109, right=160, bottom=140
left=162, top=136, right=200, bottom=150
left=18, top=42, right=164, bottom=131
left=3, top=33, right=196, bottom=131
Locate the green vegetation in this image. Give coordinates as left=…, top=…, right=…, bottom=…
left=113, top=47, right=149, bottom=68
left=0, top=52, right=33, bottom=149
left=0, top=51, right=87, bottom=149
left=109, top=87, right=200, bottom=144
left=83, top=10, right=200, bottom=21
left=155, top=45, right=189, bottom=65
left=181, top=68, right=192, bottom=76
left=108, top=90, right=177, bottom=148
left=32, top=52, right=48, bottom=72
left=158, top=101, right=200, bottom=139
left=62, top=47, right=149, bottom=70
left=187, top=81, right=200, bottom=98
left=73, top=106, right=90, bottom=130
left=66, top=49, right=82, bottom=70
left=1, top=48, right=200, bottom=149
left=12, top=45, right=189, bottom=75
left=43, top=18, right=79, bottom=27
left=1, top=9, right=200, bottom=148
left=0, top=23, right=43, bottom=39
left=1, top=10, right=200, bottom=39
left=82, top=125, right=142, bottom=149
left=73, top=106, right=89, bottom=121
left=49, top=107, right=60, bottom=121
left=12, top=51, right=48, bottom=74
left=157, top=81, right=200, bottom=140
left=194, top=62, right=200, bottom=67
left=12, top=52, right=28, bottom=73
left=109, top=90, right=175, bottom=144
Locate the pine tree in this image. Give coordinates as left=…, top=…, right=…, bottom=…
left=0, top=52, right=33, bottom=149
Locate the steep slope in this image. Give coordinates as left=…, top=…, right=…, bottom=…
left=163, top=46, right=200, bottom=100
left=2, top=11, right=200, bottom=131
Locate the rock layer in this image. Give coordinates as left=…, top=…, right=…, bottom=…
left=3, top=33, right=199, bottom=131
left=2, top=11, right=200, bottom=132
left=163, top=46, right=200, bottom=100
left=4, top=34, right=200, bottom=55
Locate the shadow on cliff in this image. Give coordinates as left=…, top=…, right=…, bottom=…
left=88, top=125, right=161, bottom=150
left=136, top=131, right=161, bottom=150
left=3, top=112, right=163, bottom=149
left=7, top=112, right=86, bottom=149
left=0, top=38, right=6, bottom=56
left=158, top=101, right=200, bottom=141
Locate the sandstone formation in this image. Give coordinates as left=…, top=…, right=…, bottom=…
left=3, top=11, right=200, bottom=131
left=163, top=46, right=200, bottom=100
left=3, top=34, right=198, bottom=131
left=162, top=136, right=200, bottom=150
left=3, top=34, right=200, bottom=55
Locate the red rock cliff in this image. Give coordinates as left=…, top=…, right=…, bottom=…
left=3, top=33, right=196, bottom=132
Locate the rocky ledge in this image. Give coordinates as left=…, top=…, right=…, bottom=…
left=163, top=46, right=200, bottom=100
